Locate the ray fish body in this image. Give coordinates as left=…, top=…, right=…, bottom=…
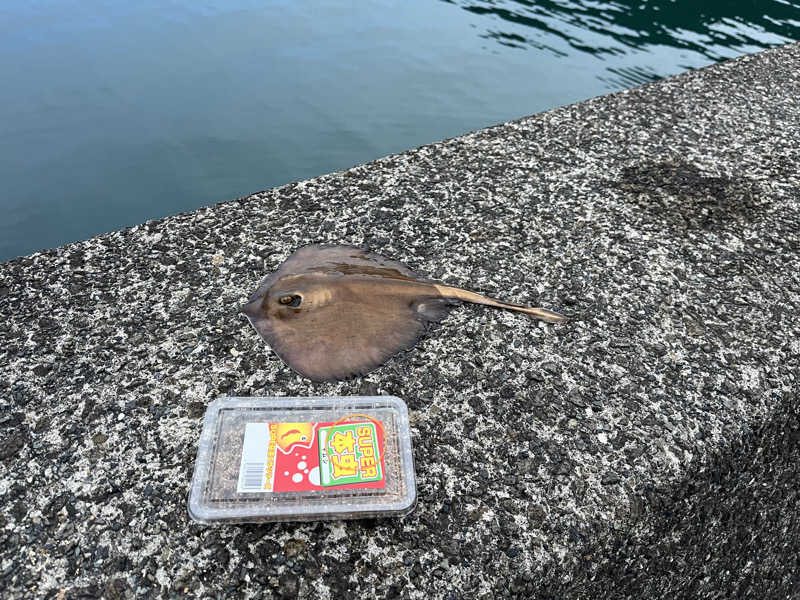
left=242, top=244, right=565, bottom=382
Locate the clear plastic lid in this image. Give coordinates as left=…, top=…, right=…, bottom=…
left=187, top=396, right=416, bottom=523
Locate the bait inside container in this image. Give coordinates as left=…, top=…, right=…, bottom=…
left=188, top=395, right=416, bottom=523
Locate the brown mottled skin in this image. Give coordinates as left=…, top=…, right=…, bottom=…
left=242, top=244, right=566, bottom=382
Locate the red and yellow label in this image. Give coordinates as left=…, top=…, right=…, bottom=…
left=237, top=420, right=385, bottom=493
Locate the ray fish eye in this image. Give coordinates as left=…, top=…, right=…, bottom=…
left=279, top=295, right=302, bottom=307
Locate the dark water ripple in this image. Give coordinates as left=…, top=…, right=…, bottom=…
left=0, top=0, right=798, bottom=260
left=448, top=0, right=799, bottom=86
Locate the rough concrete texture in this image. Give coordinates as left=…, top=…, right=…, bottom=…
left=1, top=42, right=799, bottom=599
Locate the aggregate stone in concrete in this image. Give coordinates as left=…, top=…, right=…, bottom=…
left=550, top=390, right=800, bottom=599
left=1, top=43, right=799, bottom=599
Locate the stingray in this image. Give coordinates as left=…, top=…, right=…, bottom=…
left=241, top=244, right=566, bottom=382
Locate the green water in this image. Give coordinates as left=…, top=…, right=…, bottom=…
left=1, top=0, right=798, bottom=260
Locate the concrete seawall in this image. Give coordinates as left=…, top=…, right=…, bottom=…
left=1, top=43, right=799, bottom=599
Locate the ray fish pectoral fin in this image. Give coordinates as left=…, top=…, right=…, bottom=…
left=413, top=297, right=459, bottom=323
left=255, top=291, right=431, bottom=382
left=284, top=318, right=427, bottom=382
left=274, top=243, right=423, bottom=280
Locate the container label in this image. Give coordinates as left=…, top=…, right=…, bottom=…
left=236, top=420, right=385, bottom=493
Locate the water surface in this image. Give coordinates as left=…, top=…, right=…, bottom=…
left=1, top=0, right=797, bottom=260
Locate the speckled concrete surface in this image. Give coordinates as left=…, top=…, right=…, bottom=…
left=1, top=43, right=799, bottom=599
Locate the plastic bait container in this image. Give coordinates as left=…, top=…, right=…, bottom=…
left=188, top=396, right=416, bottom=523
